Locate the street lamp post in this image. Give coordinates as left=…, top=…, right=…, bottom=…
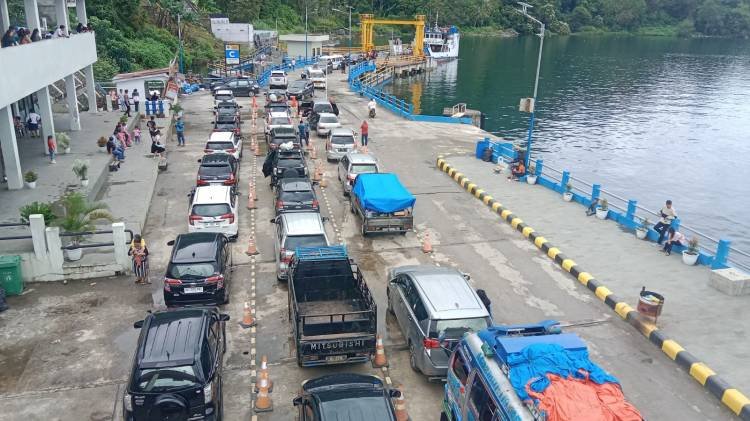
left=305, top=3, right=309, bottom=61
left=332, top=6, right=354, bottom=59
left=516, top=2, right=545, bottom=170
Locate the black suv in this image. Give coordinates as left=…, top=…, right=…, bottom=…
left=213, top=117, right=241, bottom=137
left=293, top=373, right=399, bottom=421
left=163, top=233, right=233, bottom=306
left=197, top=154, right=239, bottom=186
left=286, top=79, right=314, bottom=100
left=275, top=178, right=319, bottom=214
left=268, top=126, right=300, bottom=151
left=263, top=149, right=307, bottom=187
left=124, top=307, right=229, bottom=421
left=214, top=101, right=241, bottom=123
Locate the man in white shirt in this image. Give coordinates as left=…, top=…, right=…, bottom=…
left=54, top=25, right=67, bottom=38
left=653, top=200, right=677, bottom=245
left=26, top=111, right=41, bottom=137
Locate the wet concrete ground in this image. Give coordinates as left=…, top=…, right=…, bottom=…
left=0, top=69, right=740, bottom=421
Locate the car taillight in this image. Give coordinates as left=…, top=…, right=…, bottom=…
left=204, top=149, right=213, bottom=153
left=205, top=274, right=223, bottom=283
left=220, top=213, right=235, bottom=224
left=197, top=178, right=208, bottom=186
left=164, top=277, right=181, bottom=291
left=234, top=128, right=240, bottom=134
left=423, top=338, right=441, bottom=349
left=189, top=215, right=202, bottom=225
left=312, top=200, right=319, bottom=209
left=227, top=148, right=236, bottom=153
left=224, top=174, right=235, bottom=185
left=276, top=200, right=284, bottom=209
left=280, top=248, right=294, bottom=263
left=213, top=129, right=219, bottom=132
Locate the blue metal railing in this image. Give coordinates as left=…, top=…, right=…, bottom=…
left=476, top=138, right=750, bottom=273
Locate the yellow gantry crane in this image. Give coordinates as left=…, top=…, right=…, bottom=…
left=360, top=14, right=425, bottom=57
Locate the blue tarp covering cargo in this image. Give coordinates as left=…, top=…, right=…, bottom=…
left=352, top=173, right=416, bottom=213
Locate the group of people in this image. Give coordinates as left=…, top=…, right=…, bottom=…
left=116, top=89, right=141, bottom=116
left=1, top=24, right=82, bottom=48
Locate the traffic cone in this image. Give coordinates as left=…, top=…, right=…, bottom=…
left=361, top=145, right=369, bottom=154
left=394, top=386, right=409, bottom=421
left=240, top=302, right=257, bottom=328
left=254, top=141, right=262, bottom=156
left=372, top=335, right=388, bottom=368
left=252, top=95, right=257, bottom=109
left=251, top=183, right=258, bottom=201
left=254, top=376, right=273, bottom=412
left=247, top=188, right=256, bottom=210
left=245, top=238, right=258, bottom=256
left=255, top=356, right=274, bottom=393
left=312, top=163, right=322, bottom=182
left=320, top=176, right=328, bottom=188
left=311, top=143, right=317, bottom=159
left=421, top=232, right=433, bottom=253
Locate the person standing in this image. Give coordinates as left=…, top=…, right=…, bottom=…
left=132, top=89, right=140, bottom=113
left=123, top=89, right=131, bottom=117
left=26, top=109, right=41, bottom=137
left=298, top=119, right=308, bottom=146
left=653, top=200, right=677, bottom=245
left=117, top=89, right=125, bottom=112
left=476, top=289, right=492, bottom=318
left=128, top=234, right=150, bottom=284
left=175, top=116, right=185, bottom=146
left=291, top=58, right=296, bottom=69
left=290, top=96, right=298, bottom=118
left=133, top=126, right=141, bottom=144
left=360, top=120, right=369, bottom=147
left=47, top=135, right=57, bottom=164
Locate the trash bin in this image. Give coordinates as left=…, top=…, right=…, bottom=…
left=0, top=255, right=23, bottom=296
left=475, top=139, right=490, bottom=159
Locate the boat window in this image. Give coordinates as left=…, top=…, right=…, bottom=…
left=451, top=351, right=470, bottom=385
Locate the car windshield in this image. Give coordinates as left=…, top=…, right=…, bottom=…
left=284, top=234, right=327, bottom=249
left=313, top=104, right=333, bottom=113
left=273, top=127, right=295, bottom=136
left=310, top=70, right=325, bottom=78
left=431, top=317, right=490, bottom=339
left=135, top=366, right=200, bottom=393
left=271, top=136, right=298, bottom=145
left=331, top=136, right=354, bottom=145
left=280, top=191, right=315, bottom=203
left=290, top=81, right=308, bottom=89
left=215, top=94, right=232, bottom=101
left=350, top=164, right=378, bottom=174
left=206, top=142, right=234, bottom=150
left=192, top=204, right=231, bottom=217
left=215, top=123, right=236, bottom=130
left=167, top=262, right=216, bottom=279
left=277, top=158, right=303, bottom=168
left=271, top=117, right=290, bottom=125
left=271, top=71, right=285, bottom=76
left=199, top=165, right=230, bottom=176
left=319, top=391, right=392, bottom=420
left=320, top=116, right=338, bottom=124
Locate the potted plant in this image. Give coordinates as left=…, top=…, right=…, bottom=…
left=635, top=217, right=649, bottom=239
left=97, top=136, right=108, bottom=150
left=119, top=115, right=129, bottom=125
left=72, top=160, right=89, bottom=187
left=20, top=201, right=57, bottom=224
left=526, top=164, right=538, bottom=185
left=682, top=237, right=700, bottom=265
left=562, top=182, right=573, bottom=202
left=171, top=103, right=184, bottom=118
left=56, top=132, right=71, bottom=154
left=595, top=199, right=609, bottom=220
left=24, top=170, right=38, bottom=189
left=54, top=192, right=113, bottom=261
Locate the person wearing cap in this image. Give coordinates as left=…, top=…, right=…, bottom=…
left=128, top=234, right=150, bottom=284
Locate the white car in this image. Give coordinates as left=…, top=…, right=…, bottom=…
left=269, top=70, right=288, bottom=89
left=316, top=113, right=340, bottom=137
left=204, top=131, right=242, bottom=160
left=265, top=112, right=294, bottom=137
left=213, top=89, right=235, bottom=107
left=326, top=128, right=357, bottom=161
left=188, top=185, right=239, bottom=239
left=308, top=68, right=326, bottom=89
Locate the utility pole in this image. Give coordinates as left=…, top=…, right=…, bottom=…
left=516, top=2, right=545, bottom=170
left=177, top=13, right=185, bottom=74
left=333, top=6, right=354, bottom=59
left=305, top=3, right=309, bottom=61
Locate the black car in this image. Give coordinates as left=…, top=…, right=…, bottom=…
left=213, top=78, right=260, bottom=97
left=293, top=373, right=399, bottom=421
left=265, top=102, right=291, bottom=117
left=124, top=307, right=229, bottom=421
left=163, top=232, right=233, bottom=306
left=263, top=149, right=308, bottom=186
left=213, top=117, right=241, bottom=137
left=268, top=127, right=300, bottom=150
left=286, top=79, right=314, bottom=100
left=265, top=88, right=287, bottom=101
left=275, top=178, right=319, bottom=214
left=197, top=154, right=239, bottom=186
left=308, top=100, right=335, bottom=127
left=214, top=101, right=241, bottom=122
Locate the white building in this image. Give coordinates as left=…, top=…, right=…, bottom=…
left=280, top=34, right=330, bottom=59
left=112, top=67, right=171, bottom=98
left=210, top=16, right=253, bottom=45
left=0, top=0, right=98, bottom=190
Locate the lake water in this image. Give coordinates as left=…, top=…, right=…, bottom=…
left=386, top=35, right=750, bottom=264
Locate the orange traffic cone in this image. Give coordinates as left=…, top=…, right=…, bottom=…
left=254, top=376, right=273, bottom=412
left=310, top=142, right=317, bottom=159
left=251, top=183, right=258, bottom=201
left=254, top=142, right=262, bottom=156
left=240, top=302, right=257, bottom=328
left=252, top=95, right=257, bottom=109
left=247, top=188, right=256, bottom=210
left=394, top=386, right=409, bottom=421
left=312, top=163, right=322, bottom=182
left=422, top=232, right=433, bottom=253
left=255, top=356, right=274, bottom=393
left=245, top=238, right=258, bottom=256
left=372, top=335, right=388, bottom=368
left=320, top=176, right=328, bottom=188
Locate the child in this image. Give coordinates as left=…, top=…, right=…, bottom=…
left=133, top=126, right=141, bottom=144
left=47, top=135, right=57, bottom=164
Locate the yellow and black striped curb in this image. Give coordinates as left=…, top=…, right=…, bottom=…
left=436, top=156, right=750, bottom=419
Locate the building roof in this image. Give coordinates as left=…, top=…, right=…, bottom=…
left=280, top=34, right=330, bottom=42
left=112, top=67, right=170, bottom=81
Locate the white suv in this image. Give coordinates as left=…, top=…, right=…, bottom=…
left=270, top=70, right=288, bottom=89
left=204, top=131, right=242, bottom=160
left=188, top=185, right=239, bottom=239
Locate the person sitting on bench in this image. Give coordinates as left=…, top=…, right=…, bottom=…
left=509, top=160, right=526, bottom=180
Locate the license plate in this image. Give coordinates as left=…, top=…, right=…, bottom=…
left=326, top=355, right=347, bottom=363
left=184, top=287, right=203, bottom=294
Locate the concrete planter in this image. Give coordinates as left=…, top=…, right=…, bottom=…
left=563, top=191, right=573, bottom=202
left=635, top=227, right=648, bottom=239
left=595, top=208, right=609, bottom=220
left=526, top=175, right=538, bottom=185
left=682, top=251, right=699, bottom=266
left=81, top=179, right=89, bottom=187
left=64, top=147, right=71, bottom=154
left=26, top=181, right=37, bottom=189
left=65, top=247, right=83, bottom=261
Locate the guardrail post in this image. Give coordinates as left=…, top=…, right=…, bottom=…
left=712, top=239, right=731, bottom=269
left=534, top=159, right=543, bottom=176
left=29, top=214, right=47, bottom=261
left=45, top=227, right=64, bottom=281
left=591, top=184, right=601, bottom=205
left=670, top=217, right=681, bottom=232
left=112, top=222, right=129, bottom=271
left=560, top=171, right=570, bottom=194
left=626, top=200, right=638, bottom=221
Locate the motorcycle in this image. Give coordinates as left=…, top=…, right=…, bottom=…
left=368, top=108, right=376, bottom=118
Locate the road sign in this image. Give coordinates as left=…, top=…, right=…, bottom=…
left=225, top=44, right=240, bottom=65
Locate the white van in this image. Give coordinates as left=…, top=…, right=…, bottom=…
left=188, top=185, right=239, bottom=239
left=319, top=54, right=345, bottom=70
left=306, top=67, right=327, bottom=89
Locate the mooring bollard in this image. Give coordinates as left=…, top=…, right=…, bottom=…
left=626, top=200, right=638, bottom=221
left=560, top=171, right=570, bottom=194
left=712, top=239, right=731, bottom=269
left=591, top=184, right=601, bottom=204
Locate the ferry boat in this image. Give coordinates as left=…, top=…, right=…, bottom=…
left=423, top=21, right=460, bottom=60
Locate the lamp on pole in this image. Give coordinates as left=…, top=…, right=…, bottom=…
left=177, top=13, right=185, bottom=74
left=332, top=6, right=354, bottom=58
left=305, top=3, right=309, bottom=61
left=515, top=2, right=545, bottom=170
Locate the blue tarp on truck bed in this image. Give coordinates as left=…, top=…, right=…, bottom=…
left=352, top=173, right=416, bottom=213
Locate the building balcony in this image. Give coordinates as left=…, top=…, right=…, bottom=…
left=0, top=32, right=97, bottom=109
